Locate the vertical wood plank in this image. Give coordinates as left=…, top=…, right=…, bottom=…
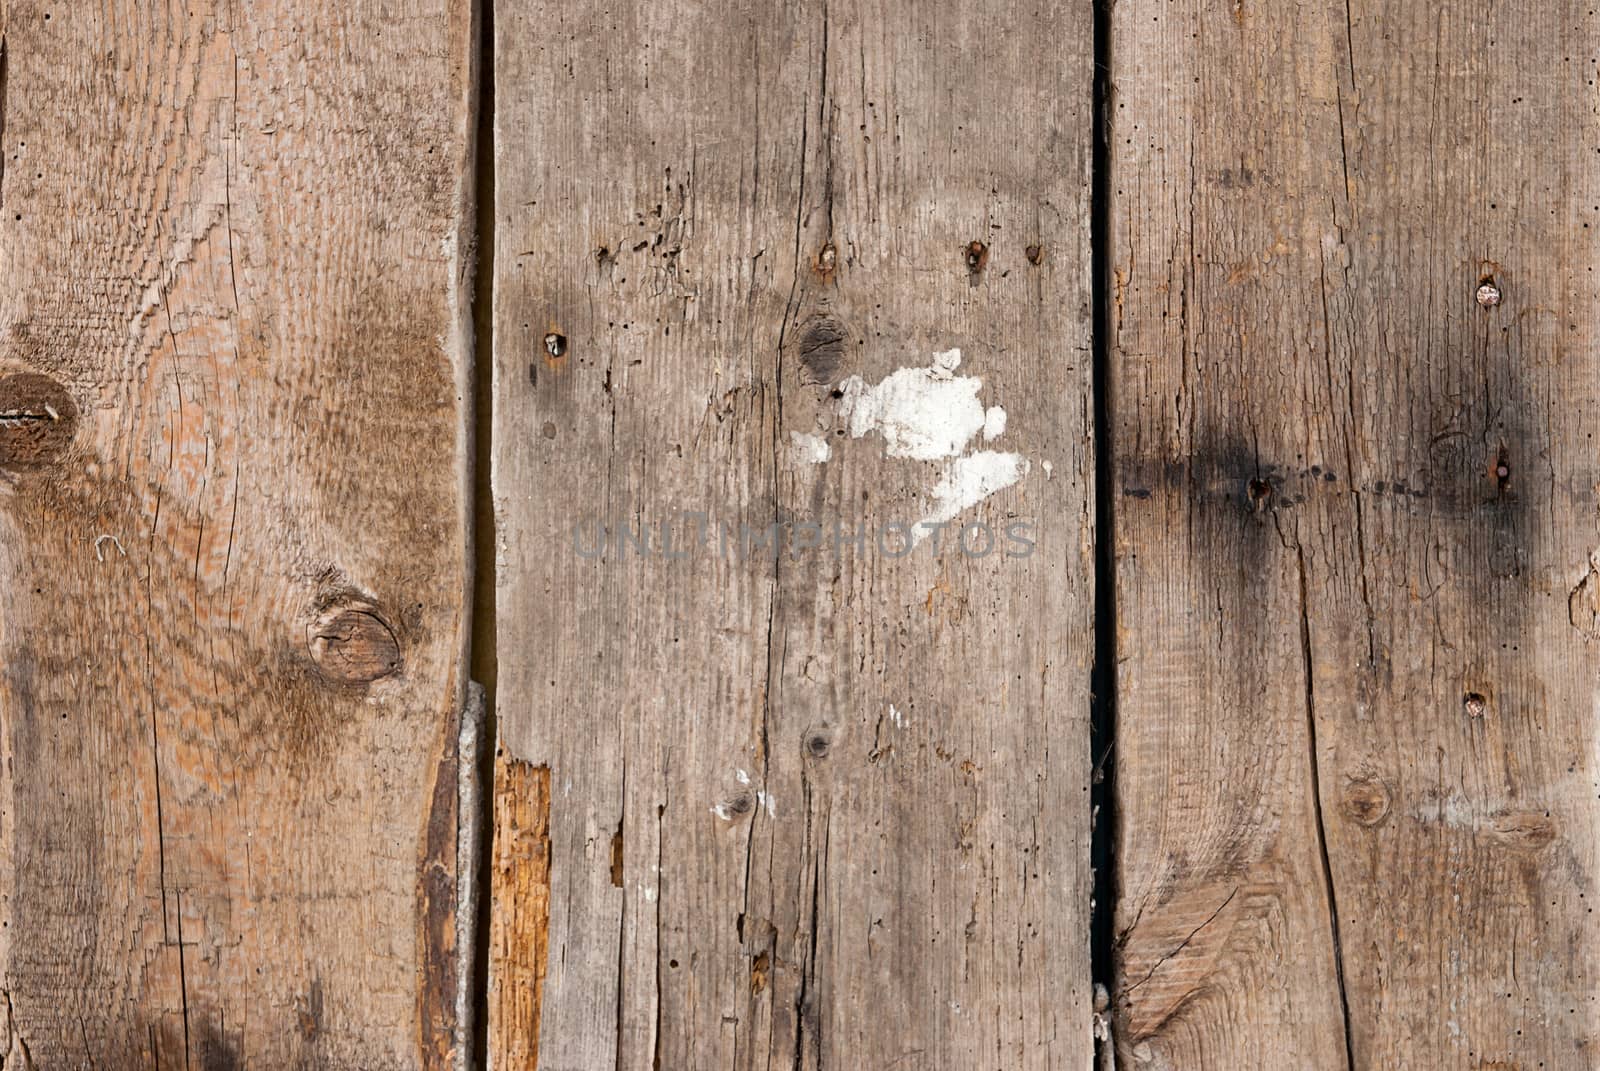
left=0, top=2, right=476, bottom=1066
left=487, top=751, right=552, bottom=1071
left=1111, top=0, right=1600, bottom=1066
left=490, top=1, right=1096, bottom=1066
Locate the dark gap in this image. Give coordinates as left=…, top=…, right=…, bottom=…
left=468, top=0, right=498, bottom=1063
left=1089, top=0, right=1119, bottom=1058
left=1, top=34, right=8, bottom=208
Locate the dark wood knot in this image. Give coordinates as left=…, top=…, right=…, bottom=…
left=308, top=604, right=402, bottom=685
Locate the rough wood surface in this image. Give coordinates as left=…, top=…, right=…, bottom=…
left=489, top=1, right=1096, bottom=1066
left=1110, top=0, right=1600, bottom=1066
left=0, top=2, right=476, bottom=1066
left=488, top=752, right=551, bottom=1071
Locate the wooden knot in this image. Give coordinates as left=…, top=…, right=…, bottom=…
left=798, top=318, right=847, bottom=386
left=1339, top=777, right=1391, bottom=827
left=1488, top=811, right=1557, bottom=852
left=713, top=792, right=755, bottom=821
left=0, top=372, right=77, bottom=469
left=308, top=604, right=401, bottom=685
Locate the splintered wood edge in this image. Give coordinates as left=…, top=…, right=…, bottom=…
left=454, top=683, right=488, bottom=1071
left=487, top=747, right=552, bottom=1071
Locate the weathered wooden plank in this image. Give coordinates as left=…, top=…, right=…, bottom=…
left=490, top=1, right=1096, bottom=1066
left=488, top=751, right=552, bottom=1070
left=1110, top=0, right=1600, bottom=1066
left=0, top=2, right=476, bottom=1066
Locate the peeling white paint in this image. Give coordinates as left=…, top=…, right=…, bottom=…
left=837, top=348, right=1002, bottom=461
left=809, top=347, right=1031, bottom=536
left=922, top=451, right=1030, bottom=531
left=888, top=704, right=906, bottom=728
left=756, top=791, right=777, bottom=817
left=710, top=802, right=733, bottom=820
left=1042, top=459, right=1054, bottom=479
left=982, top=406, right=1007, bottom=441
left=789, top=431, right=832, bottom=464
left=735, top=768, right=751, bottom=786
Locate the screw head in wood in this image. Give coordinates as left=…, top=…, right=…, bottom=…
left=1476, top=281, right=1501, bottom=307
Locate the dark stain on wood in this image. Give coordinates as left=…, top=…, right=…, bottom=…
left=798, top=319, right=847, bottom=386
left=297, top=977, right=325, bottom=1041
left=197, top=1022, right=243, bottom=1071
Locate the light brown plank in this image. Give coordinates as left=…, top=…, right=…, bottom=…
left=489, top=1, right=1097, bottom=1066
left=1110, top=0, right=1600, bottom=1066
left=488, top=751, right=551, bottom=1070
left=0, top=2, right=476, bottom=1066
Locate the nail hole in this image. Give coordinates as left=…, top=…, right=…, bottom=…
left=964, top=240, right=989, bottom=275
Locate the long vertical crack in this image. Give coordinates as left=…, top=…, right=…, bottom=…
left=467, top=0, right=499, bottom=1064
left=1088, top=0, right=1119, bottom=1063
left=0, top=34, right=9, bottom=210
left=1296, top=547, right=1356, bottom=1071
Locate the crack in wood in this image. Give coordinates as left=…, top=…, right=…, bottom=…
left=1298, top=547, right=1356, bottom=1071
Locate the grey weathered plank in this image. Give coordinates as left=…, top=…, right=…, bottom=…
left=489, top=1, right=1096, bottom=1066
left=0, top=2, right=476, bottom=1066
left=1110, top=0, right=1600, bottom=1066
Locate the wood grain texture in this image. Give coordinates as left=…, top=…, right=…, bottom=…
left=489, top=1, right=1096, bottom=1067
left=1110, top=0, right=1600, bottom=1066
left=0, top=2, right=476, bottom=1066
left=487, top=753, right=551, bottom=1070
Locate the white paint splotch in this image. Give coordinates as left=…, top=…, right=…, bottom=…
left=925, top=451, right=1031, bottom=527
left=837, top=348, right=1003, bottom=461
left=832, top=348, right=1028, bottom=535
